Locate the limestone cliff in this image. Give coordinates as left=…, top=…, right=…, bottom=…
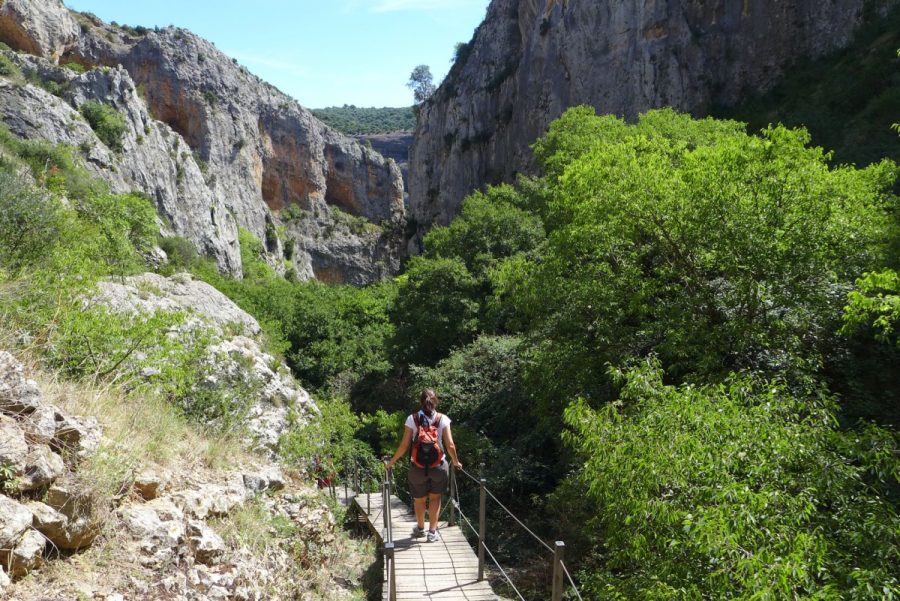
left=409, top=0, right=897, bottom=229
left=0, top=0, right=405, bottom=283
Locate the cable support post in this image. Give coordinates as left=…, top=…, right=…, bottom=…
left=449, top=463, right=457, bottom=526
left=384, top=540, right=396, bottom=601
left=478, top=477, right=487, bottom=582
left=552, top=540, right=565, bottom=601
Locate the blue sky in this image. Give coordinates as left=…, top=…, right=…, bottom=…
left=63, top=0, right=490, bottom=108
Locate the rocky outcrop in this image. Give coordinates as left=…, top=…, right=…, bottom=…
left=0, top=0, right=78, bottom=61
left=0, top=0, right=406, bottom=283
left=0, top=53, right=242, bottom=275
left=0, top=352, right=107, bottom=586
left=91, top=272, right=316, bottom=452
left=410, top=0, right=897, bottom=228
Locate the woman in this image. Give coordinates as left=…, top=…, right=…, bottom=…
left=385, top=388, right=462, bottom=542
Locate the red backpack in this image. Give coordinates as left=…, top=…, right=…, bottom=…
left=411, top=412, right=444, bottom=469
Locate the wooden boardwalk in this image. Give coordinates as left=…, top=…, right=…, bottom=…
left=344, top=490, right=501, bottom=601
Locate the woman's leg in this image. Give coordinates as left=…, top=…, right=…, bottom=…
left=427, top=492, right=441, bottom=531
left=414, top=496, right=427, bottom=529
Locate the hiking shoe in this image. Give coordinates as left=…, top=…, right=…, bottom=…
left=411, top=525, right=425, bottom=538
left=427, top=530, right=441, bottom=543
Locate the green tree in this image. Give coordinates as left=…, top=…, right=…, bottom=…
left=0, top=171, right=62, bottom=277
left=390, top=256, right=479, bottom=365
left=407, top=64, right=435, bottom=104
left=564, top=360, right=900, bottom=600
left=511, top=107, right=895, bottom=406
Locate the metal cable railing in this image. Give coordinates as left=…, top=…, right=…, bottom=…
left=453, top=465, right=586, bottom=601
left=336, top=457, right=585, bottom=601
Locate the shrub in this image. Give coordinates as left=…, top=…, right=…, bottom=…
left=564, top=360, right=900, bottom=599
left=159, top=235, right=199, bottom=270
left=0, top=53, right=21, bottom=79
left=0, top=171, right=62, bottom=276
left=62, top=62, right=86, bottom=74
left=80, top=101, right=128, bottom=151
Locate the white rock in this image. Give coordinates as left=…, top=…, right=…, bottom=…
left=19, top=444, right=65, bottom=491
left=8, top=528, right=45, bottom=577
left=0, top=351, right=43, bottom=415
left=0, top=496, right=32, bottom=550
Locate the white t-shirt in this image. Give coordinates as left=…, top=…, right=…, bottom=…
left=405, top=411, right=451, bottom=452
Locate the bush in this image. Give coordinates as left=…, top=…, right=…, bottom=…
left=0, top=53, right=21, bottom=79
left=159, top=235, right=199, bottom=270
left=389, top=256, right=480, bottom=366
left=62, top=62, right=86, bottom=74
left=564, top=360, right=900, bottom=599
left=0, top=171, right=62, bottom=276
left=80, top=101, right=128, bottom=151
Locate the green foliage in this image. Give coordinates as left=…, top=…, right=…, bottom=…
left=62, top=62, right=87, bottom=74
left=0, top=52, right=21, bottom=79
left=843, top=269, right=900, bottom=344
left=423, top=184, right=544, bottom=282
left=407, top=64, right=436, bottom=104
left=515, top=108, right=895, bottom=405
left=158, top=235, right=199, bottom=271
left=564, top=360, right=900, bottom=599
left=195, top=258, right=395, bottom=395
left=0, top=171, right=62, bottom=277
left=389, top=256, right=480, bottom=365
left=310, top=105, right=415, bottom=135
left=279, top=395, right=378, bottom=477
left=79, top=101, right=128, bottom=152
left=237, top=227, right=275, bottom=281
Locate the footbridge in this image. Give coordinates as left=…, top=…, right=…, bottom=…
left=333, top=464, right=584, bottom=601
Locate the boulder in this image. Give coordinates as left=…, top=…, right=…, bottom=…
left=120, top=498, right=186, bottom=566
left=0, top=496, right=32, bottom=551
left=242, top=467, right=285, bottom=494
left=7, top=528, right=45, bottom=577
left=22, top=404, right=59, bottom=444
left=52, top=413, right=101, bottom=459
left=0, top=351, right=43, bottom=415
left=187, top=519, right=225, bottom=566
left=0, top=565, right=9, bottom=590
left=44, top=482, right=100, bottom=549
left=26, top=501, right=67, bottom=543
left=0, top=416, right=28, bottom=476
left=134, top=470, right=163, bottom=501
left=18, top=444, right=65, bottom=491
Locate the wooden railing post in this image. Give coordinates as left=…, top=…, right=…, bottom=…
left=384, top=540, right=397, bottom=601
left=448, top=463, right=457, bottom=527
left=551, top=540, right=565, bottom=601
left=366, top=475, right=371, bottom=516
left=385, top=466, right=393, bottom=542
left=477, top=477, right=486, bottom=581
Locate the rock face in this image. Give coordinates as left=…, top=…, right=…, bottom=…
left=0, top=0, right=405, bottom=283
left=409, top=0, right=897, bottom=229
left=0, top=0, right=78, bottom=60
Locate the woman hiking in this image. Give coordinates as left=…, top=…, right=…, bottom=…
left=385, top=388, right=462, bottom=542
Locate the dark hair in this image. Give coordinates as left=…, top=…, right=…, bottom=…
left=419, top=388, right=439, bottom=416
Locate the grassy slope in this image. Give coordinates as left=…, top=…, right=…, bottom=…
left=715, top=6, right=900, bottom=168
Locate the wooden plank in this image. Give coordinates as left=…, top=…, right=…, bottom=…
left=346, top=491, right=502, bottom=601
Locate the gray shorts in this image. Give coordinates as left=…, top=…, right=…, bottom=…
left=407, top=461, right=449, bottom=498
